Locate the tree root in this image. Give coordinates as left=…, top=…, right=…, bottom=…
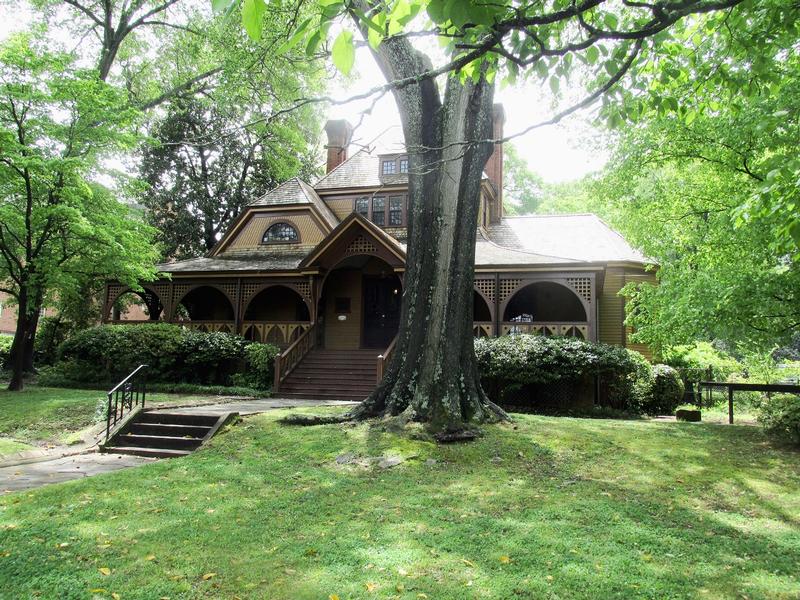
left=278, top=414, right=353, bottom=426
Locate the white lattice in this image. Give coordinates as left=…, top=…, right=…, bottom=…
left=475, top=278, right=495, bottom=303
left=566, top=277, right=592, bottom=303
left=346, top=235, right=376, bottom=254
left=499, top=278, right=522, bottom=302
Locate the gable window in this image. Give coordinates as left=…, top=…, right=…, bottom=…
left=398, top=158, right=408, bottom=173
left=354, top=195, right=407, bottom=227
left=262, top=222, right=299, bottom=244
left=381, top=160, right=396, bottom=175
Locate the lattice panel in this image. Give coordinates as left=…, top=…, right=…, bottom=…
left=566, top=277, right=592, bottom=303
left=107, top=283, right=125, bottom=307
left=499, top=278, right=522, bottom=302
left=171, top=284, right=191, bottom=306
left=346, top=235, right=376, bottom=254
left=217, top=283, right=239, bottom=304
left=474, top=278, right=495, bottom=303
left=294, top=281, right=311, bottom=299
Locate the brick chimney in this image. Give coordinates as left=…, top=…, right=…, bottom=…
left=324, top=119, right=353, bottom=173
left=484, top=103, right=505, bottom=220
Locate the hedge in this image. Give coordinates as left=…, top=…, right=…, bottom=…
left=475, top=335, right=654, bottom=413
left=43, top=323, right=278, bottom=389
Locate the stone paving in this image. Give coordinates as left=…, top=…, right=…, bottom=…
left=0, top=398, right=357, bottom=495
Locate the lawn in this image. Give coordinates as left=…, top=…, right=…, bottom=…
left=0, top=386, right=244, bottom=456
left=1, top=408, right=798, bottom=599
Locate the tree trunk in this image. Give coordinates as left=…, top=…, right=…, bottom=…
left=347, top=18, right=509, bottom=433
left=7, top=288, right=31, bottom=391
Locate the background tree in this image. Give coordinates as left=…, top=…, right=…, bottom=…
left=502, top=144, right=544, bottom=215
left=0, top=35, right=159, bottom=390
left=233, top=0, right=748, bottom=435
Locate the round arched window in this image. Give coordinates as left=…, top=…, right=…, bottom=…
left=262, top=222, right=299, bottom=244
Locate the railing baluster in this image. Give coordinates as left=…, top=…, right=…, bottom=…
left=104, top=365, right=149, bottom=443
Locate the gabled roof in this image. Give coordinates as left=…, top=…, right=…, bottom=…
left=314, top=149, right=403, bottom=190
left=486, top=214, right=651, bottom=264
left=249, top=177, right=338, bottom=229
left=300, top=212, right=406, bottom=269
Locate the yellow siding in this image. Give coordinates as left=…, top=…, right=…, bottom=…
left=325, top=198, right=354, bottom=221
left=324, top=271, right=362, bottom=349
left=598, top=267, right=625, bottom=346
left=225, top=211, right=326, bottom=251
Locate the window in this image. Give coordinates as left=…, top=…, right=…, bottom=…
left=355, top=197, right=369, bottom=218
left=381, top=160, right=396, bottom=175
left=371, top=197, right=385, bottom=225
left=354, top=195, right=407, bottom=226
left=389, top=197, right=403, bottom=226
left=261, top=222, right=299, bottom=243
left=399, top=158, right=408, bottom=173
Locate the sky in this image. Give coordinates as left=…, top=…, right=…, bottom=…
left=328, top=44, right=609, bottom=183
left=0, top=4, right=608, bottom=184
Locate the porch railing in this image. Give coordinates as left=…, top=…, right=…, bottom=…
left=273, top=323, right=316, bottom=393
left=473, top=322, right=494, bottom=337
left=106, top=364, right=148, bottom=441
left=241, top=320, right=312, bottom=347
left=500, top=321, right=589, bottom=339
left=180, top=320, right=236, bottom=334
left=376, top=334, right=399, bottom=383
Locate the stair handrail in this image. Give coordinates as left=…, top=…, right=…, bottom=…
left=106, top=364, right=148, bottom=442
left=376, top=334, right=399, bottom=384
left=273, top=323, right=316, bottom=393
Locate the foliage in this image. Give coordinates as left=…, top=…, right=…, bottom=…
left=0, top=35, right=159, bottom=389
left=3, top=407, right=800, bottom=597
left=501, top=144, right=544, bottom=215
left=232, top=342, right=280, bottom=390
left=0, top=334, right=11, bottom=368
left=33, top=316, right=78, bottom=366
left=647, top=364, right=685, bottom=415
left=756, top=394, right=800, bottom=446
left=475, top=335, right=652, bottom=413
left=662, top=341, right=741, bottom=382
left=53, top=323, right=251, bottom=386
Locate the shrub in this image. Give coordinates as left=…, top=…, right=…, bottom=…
left=475, top=335, right=653, bottom=413
left=53, top=323, right=250, bottom=386
left=646, top=364, right=685, bottom=415
left=756, top=393, right=800, bottom=446
left=34, top=316, right=78, bottom=366
left=237, top=343, right=281, bottom=390
left=0, top=334, right=12, bottom=368
left=662, top=341, right=741, bottom=382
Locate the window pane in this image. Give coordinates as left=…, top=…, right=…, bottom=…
left=389, top=197, right=403, bottom=225
left=263, top=222, right=298, bottom=243
left=371, top=197, right=385, bottom=225
left=381, top=160, right=396, bottom=175
left=399, top=158, right=408, bottom=173
left=355, top=197, right=369, bottom=216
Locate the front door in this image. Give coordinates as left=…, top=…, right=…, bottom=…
left=362, top=276, right=401, bottom=349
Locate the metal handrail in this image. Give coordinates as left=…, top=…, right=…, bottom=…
left=376, top=334, right=399, bottom=383
left=106, top=364, right=148, bottom=441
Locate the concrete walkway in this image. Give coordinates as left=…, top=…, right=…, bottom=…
left=0, top=398, right=357, bottom=495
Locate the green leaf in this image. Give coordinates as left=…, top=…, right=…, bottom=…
left=211, top=0, right=234, bottom=15
left=586, top=45, right=599, bottom=65
left=275, top=17, right=312, bottom=54
left=331, top=30, right=355, bottom=75
left=241, top=0, right=266, bottom=41
left=549, top=76, right=559, bottom=95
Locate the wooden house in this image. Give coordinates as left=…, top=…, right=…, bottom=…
left=103, top=106, right=655, bottom=399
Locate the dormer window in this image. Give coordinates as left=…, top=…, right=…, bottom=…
left=262, top=222, right=299, bottom=244
left=399, top=158, right=408, bottom=173
left=381, top=160, right=396, bottom=175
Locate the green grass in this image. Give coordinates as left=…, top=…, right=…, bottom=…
left=0, top=386, right=242, bottom=455
left=1, top=409, right=798, bottom=599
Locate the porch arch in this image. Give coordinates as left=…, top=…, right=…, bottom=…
left=503, top=281, right=587, bottom=322
left=172, top=285, right=235, bottom=322
left=105, top=285, right=166, bottom=321
left=242, top=285, right=312, bottom=345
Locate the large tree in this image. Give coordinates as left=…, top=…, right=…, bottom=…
left=0, top=36, right=159, bottom=390
left=232, top=0, right=750, bottom=435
